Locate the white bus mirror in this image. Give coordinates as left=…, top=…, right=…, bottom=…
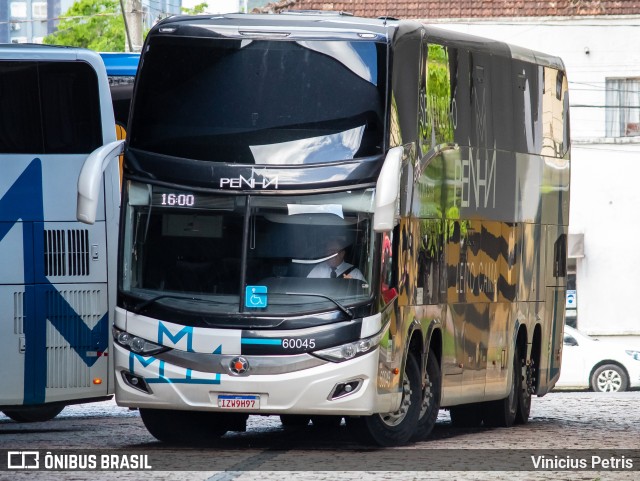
left=373, top=146, right=403, bottom=232
left=77, top=140, right=125, bottom=224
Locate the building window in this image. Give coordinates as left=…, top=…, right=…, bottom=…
left=32, top=2, right=47, bottom=19
left=10, top=2, right=27, bottom=19
left=606, top=78, right=640, bottom=137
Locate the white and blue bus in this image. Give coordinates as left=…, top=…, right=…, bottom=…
left=0, top=45, right=120, bottom=422
left=78, top=13, right=571, bottom=446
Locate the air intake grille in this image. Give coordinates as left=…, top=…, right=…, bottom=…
left=45, top=289, right=103, bottom=389
left=14, top=291, right=24, bottom=335
left=44, top=229, right=90, bottom=277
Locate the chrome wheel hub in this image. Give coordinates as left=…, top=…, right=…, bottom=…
left=379, top=372, right=412, bottom=427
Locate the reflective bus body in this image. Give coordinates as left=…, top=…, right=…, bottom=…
left=78, top=14, right=570, bottom=445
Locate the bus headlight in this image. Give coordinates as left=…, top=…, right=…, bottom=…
left=313, top=330, right=384, bottom=363
left=112, top=327, right=167, bottom=355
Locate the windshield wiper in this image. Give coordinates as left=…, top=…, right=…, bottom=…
left=131, top=294, right=218, bottom=314
left=270, top=291, right=354, bottom=319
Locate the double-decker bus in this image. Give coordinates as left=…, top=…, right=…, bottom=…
left=77, top=13, right=570, bottom=446
left=0, top=45, right=120, bottom=422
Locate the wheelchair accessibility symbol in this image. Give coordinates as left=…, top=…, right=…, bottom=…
left=245, top=285, right=268, bottom=308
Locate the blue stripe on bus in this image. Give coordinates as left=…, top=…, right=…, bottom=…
left=241, top=338, right=282, bottom=345
left=0, top=158, right=109, bottom=404
left=145, top=378, right=222, bottom=384
left=0, top=159, right=45, bottom=404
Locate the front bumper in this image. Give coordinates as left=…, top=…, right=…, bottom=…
left=113, top=343, right=398, bottom=415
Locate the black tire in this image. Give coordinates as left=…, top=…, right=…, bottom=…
left=280, top=414, right=310, bottom=428
left=347, top=352, right=422, bottom=446
left=483, top=345, right=520, bottom=428
left=590, top=364, right=628, bottom=392
left=449, top=403, right=483, bottom=428
left=311, top=415, right=343, bottom=428
left=412, top=349, right=441, bottom=440
left=139, top=409, right=232, bottom=444
left=515, top=356, right=532, bottom=425
left=2, top=405, right=64, bottom=423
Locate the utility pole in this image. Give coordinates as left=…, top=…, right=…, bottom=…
left=123, top=0, right=143, bottom=52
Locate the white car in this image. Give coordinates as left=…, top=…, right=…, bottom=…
left=556, top=325, right=640, bottom=392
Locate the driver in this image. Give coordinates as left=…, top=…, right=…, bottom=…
left=307, top=238, right=365, bottom=281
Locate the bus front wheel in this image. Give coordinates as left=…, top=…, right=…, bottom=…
left=347, top=351, right=421, bottom=446
left=140, top=408, right=233, bottom=444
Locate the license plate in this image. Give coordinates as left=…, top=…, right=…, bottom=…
left=217, top=395, right=260, bottom=410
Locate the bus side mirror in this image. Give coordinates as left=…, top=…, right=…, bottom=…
left=77, top=140, right=125, bottom=224
left=373, top=146, right=403, bottom=232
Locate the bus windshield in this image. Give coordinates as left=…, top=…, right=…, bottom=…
left=128, top=37, right=386, bottom=164
left=121, top=183, right=374, bottom=316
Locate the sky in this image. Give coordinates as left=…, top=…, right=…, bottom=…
left=181, top=0, right=246, bottom=13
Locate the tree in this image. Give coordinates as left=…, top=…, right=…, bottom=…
left=182, top=3, right=209, bottom=14
left=43, top=0, right=125, bottom=52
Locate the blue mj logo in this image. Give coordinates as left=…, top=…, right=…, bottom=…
left=245, top=285, right=267, bottom=308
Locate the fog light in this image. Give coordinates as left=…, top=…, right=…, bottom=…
left=329, top=379, right=363, bottom=400
left=121, top=371, right=152, bottom=394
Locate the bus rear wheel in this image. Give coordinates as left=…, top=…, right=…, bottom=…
left=483, top=345, right=521, bottom=428
left=412, top=349, right=441, bottom=440
left=347, top=352, right=421, bottom=446
left=516, top=357, right=532, bottom=424
left=140, top=409, right=236, bottom=444
left=2, top=405, right=64, bottom=423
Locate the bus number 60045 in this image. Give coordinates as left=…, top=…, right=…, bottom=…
left=282, top=338, right=315, bottom=349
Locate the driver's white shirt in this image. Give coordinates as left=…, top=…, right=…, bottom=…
left=307, top=261, right=365, bottom=281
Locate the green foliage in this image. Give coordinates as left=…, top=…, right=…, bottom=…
left=43, top=0, right=125, bottom=52
left=181, top=2, right=209, bottom=14
left=426, top=44, right=454, bottom=146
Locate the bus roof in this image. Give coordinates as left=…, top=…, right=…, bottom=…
left=148, top=13, right=564, bottom=70
left=99, top=52, right=140, bottom=77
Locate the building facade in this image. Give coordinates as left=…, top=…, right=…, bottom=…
left=0, top=0, right=182, bottom=44
left=255, top=0, right=640, bottom=341
left=1, top=0, right=64, bottom=44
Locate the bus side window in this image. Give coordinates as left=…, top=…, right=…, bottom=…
left=0, top=61, right=102, bottom=154
left=380, top=228, right=398, bottom=304
left=554, top=233, right=567, bottom=278
left=417, top=219, right=443, bottom=305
